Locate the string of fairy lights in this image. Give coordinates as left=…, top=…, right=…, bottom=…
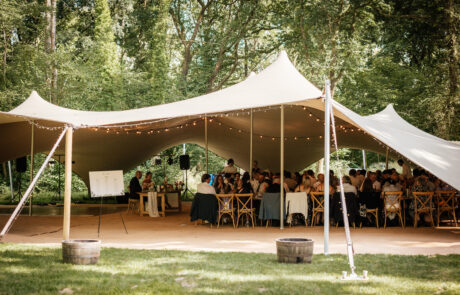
left=19, top=104, right=400, bottom=155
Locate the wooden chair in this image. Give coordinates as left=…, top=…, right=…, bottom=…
left=412, top=192, right=435, bottom=228
left=126, top=198, right=139, bottom=214
left=366, top=208, right=379, bottom=228
left=235, top=194, right=255, bottom=228
left=310, top=192, right=325, bottom=227
left=435, top=190, right=457, bottom=227
left=382, top=191, right=404, bottom=228
left=216, top=194, right=235, bottom=228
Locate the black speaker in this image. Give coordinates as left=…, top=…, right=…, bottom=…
left=179, top=155, right=190, bottom=170
left=16, top=157, right=27, bottom=173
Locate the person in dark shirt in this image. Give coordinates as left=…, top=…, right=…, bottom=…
left=129, top=170, right=142, bottom=199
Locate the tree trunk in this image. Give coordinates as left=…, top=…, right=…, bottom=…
left=50, top=0, right=57, bottom=104
left=444, top=0, right=458, bottom=139
left=2, top=28, right=6, bottom=90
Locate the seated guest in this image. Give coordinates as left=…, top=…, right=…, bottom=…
left=142, top=171, right=154, bottom=191
left=266, top=173, right=289, bottom=193
left=221, top=158, right=238, bottom=174
left=214, top=174, right=231, bottom=194
left=306, top=169, right=317, bottom=184
left=224, top=173, right=235, bottom=192
left=294, top=174, right=311, bottom=194
left=329, top=170, right=339, bottom=190
left=337, top=176, right=357, bottom=195
left=255, top=172, right=270, bottom=199
left=370, top=172, right=381, bottom=192
left=235, top=178, right=251, bottom=194
left=197, top=174, right=216, bottom=195
left=241, top=172, right=253, bottom=193
left=390, top=171, right=403, bottom=190
left=234, top=172, right=241, bottom=184
left=129, top=170, right=142, bottom=198
left=360, top=174, right=373, bottom=193
left=349, top=169, right=361, bottom=188
left=382, top=179, right=401, bottom=221
left=284, top=171, right=298, bottom=191
left=314, top=173, right=335, bottom=194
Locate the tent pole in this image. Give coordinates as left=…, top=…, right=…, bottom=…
left=362, top=150, right=366, bottom=169
left=205, top=116, right=208, bottom=173
left=8, top=161, right=14, bottom=202
left=385, top=147, right=389, bottom=170
left=63, top=126, right=73, bottom=241
left=29, top=122, right=34, bottom=216
left=280, top=105, right=284, bottom=230
left=249, top=109, right=253, bottom=178
left=324, top=80, right=331, bottom=255
left=0, top=127, right=68, bottom=241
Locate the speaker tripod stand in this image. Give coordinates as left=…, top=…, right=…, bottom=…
left=182, top=169, right=194, bottom=199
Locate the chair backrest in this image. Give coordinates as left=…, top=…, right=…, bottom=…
left=216, top=194, right=234, bottom=211
left=310, top=192, right=324, bottom=210
left=235, top=193, right=253, bottom=211
left=435, top=190, right=456, bottom=209
left=412, top=192, right=433, bottom=211
left=382, top=191, right=403, bottom=212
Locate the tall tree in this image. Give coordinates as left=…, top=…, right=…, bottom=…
left=93, top=0, right=119, bottom=76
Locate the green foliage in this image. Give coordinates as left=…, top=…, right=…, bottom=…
left=0, top=0, right=458, bottom=196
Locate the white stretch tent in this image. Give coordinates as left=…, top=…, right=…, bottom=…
left=0, top=51, right=459, bottom=191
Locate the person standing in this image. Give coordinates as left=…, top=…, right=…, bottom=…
left=129, top=170, right=142, bottom=198
left=398, top=159, right=412, bottom=179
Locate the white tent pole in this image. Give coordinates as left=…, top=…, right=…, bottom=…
left=249, top=109, right=253, bottom=178
left=385, top=147, right=389, bottom=170
left=29, top=122, right=34, bottom=216
left=280, top=105, right=284, bottom=230
left=63, top=126, right=73, bottom=241
left=205, top=116, right=208, bottom=173
left=324, top=80, right=331, bottom=255
left=0, top=126, right=68, bottom=241
left=8, top=161, right=14, bottom=202
left=362, top=150, right=366, bottom=169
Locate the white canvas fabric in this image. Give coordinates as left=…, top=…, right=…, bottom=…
left=0, top=51, right=458, bottom=191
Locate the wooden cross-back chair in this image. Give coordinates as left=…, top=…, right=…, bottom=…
left=412, top=192, right=435, bottom=228
left=435, top=190, right=457, bottom=227
left=235, top=193, right=255, bottom=228
left=382, top=191, right=404, bottom=228
left=310, top=192, right=325, bottom=227
left=216, top=194, right=235, bottom=228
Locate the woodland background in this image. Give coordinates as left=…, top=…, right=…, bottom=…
left=0, top=0, right=458, bottom=200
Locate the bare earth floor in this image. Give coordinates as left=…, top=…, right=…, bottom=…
left=1, top=204, right=459, bottom=255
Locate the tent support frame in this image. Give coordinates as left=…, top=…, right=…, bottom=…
left=63, top=126, right=73, bottom=241
left=249, top=109, right=253, bottom=178
left=29, top=122, right=34, bottom=216
left=280, top=105, right=284, bottom=230
left=324, top=80, right=331, bottom=255
left=0, top=126, right=69, bottom=242
left=205, top=117, right=208, bottom=173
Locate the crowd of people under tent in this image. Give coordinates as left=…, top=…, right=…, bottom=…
left=127, top=157, right=457, bottom=227
left=195, top=158, right=457, bottom=227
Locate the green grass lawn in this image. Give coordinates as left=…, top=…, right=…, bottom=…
left=0, top=244, right=458, bottom=295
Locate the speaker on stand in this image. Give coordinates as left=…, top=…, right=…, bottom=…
left=180, top=155, right=194, bottom=199
left=14, top=157, right=27, bottom=200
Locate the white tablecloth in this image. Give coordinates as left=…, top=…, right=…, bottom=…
left=285, top=192, right=309, bottom=223
left=146, top=191, right=160, bottom=217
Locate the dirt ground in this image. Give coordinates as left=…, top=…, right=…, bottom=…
left=1, top=203, right=459, bottom=255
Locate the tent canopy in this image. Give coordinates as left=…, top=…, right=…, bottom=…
left=0, top=51, right=458, bottom=190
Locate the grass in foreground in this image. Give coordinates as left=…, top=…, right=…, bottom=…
left=0, top=244, right=459, bottom=295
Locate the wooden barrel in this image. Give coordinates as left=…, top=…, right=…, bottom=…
left=62, top=240, right=101, bottom=265
left=276, top=238, right=314, bottom=264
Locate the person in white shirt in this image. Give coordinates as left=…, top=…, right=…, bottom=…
left=398, top=159, right=412, bottom=179
left=196, top=174, right=216, bottom=195
left=370, top=173, right=381, bottom=192
left=221, top=158, right=238, bottom=174
left=349, top=169, right=361, bottom=188
left=337, top=176, right=357, bottom=195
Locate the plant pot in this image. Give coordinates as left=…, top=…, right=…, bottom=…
left=276, top=238, right=314, bottom=264
left=62, top=239, right=101, bottom=265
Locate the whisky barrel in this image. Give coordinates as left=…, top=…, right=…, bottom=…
left=276, top=238, right=314, bottom=264
left=62, top=240, right=101, bottom=265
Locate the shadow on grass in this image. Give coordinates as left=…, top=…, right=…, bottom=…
left=0, top=245, right=459, bottom=295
